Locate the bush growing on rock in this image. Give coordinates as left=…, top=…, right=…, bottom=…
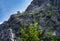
left=16, top=21, right=60, bottom=41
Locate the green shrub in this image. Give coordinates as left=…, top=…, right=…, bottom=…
left=40, top=8, right=45, bottom=13
left=45, top=31, right=53, bottom=36
left=46, top=11, right=52, bottom=17
left=17, top=21, right=40, bottom=41
left=41, top=8, right=45, bottom=11
left=46, top=20, right=49, bottom=25
left=47, top=3, right=51, bottom=7
left=19, top=13, right=25, bottom=17
left=17, top=21, right=60, bottom=41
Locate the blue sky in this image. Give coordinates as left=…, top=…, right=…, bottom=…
left=0, top=0, right=32, bottom=24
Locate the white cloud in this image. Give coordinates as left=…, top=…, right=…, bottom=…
left=0, top=22, right=3, bottom=24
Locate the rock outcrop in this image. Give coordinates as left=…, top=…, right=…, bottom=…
left=0, top=0, right=60, bottom=41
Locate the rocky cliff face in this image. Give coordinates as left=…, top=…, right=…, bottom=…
left=0, top=0, right=60, bottom=41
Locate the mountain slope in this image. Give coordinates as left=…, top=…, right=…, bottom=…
left=0, top=0, right=60, bottom=41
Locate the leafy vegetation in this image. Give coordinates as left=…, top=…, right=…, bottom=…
left=40, top=8, right=45, bottom=13
left=45, top=31, right=53, bottom=36
left=18, top=21, right=39, bottom=41
left=47, top=3, right=51, bottom=7
left=16, top=20, right=60, bottom=41
left=46, top=20, right=49, bottom=25
left=19, top=13, right=25, bottom=17
left=46, top=11, right=53, bottom=17
left=42, top=7, right=45, bottom=11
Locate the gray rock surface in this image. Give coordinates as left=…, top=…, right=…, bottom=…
left=0, top=0, right=60, bottom=41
